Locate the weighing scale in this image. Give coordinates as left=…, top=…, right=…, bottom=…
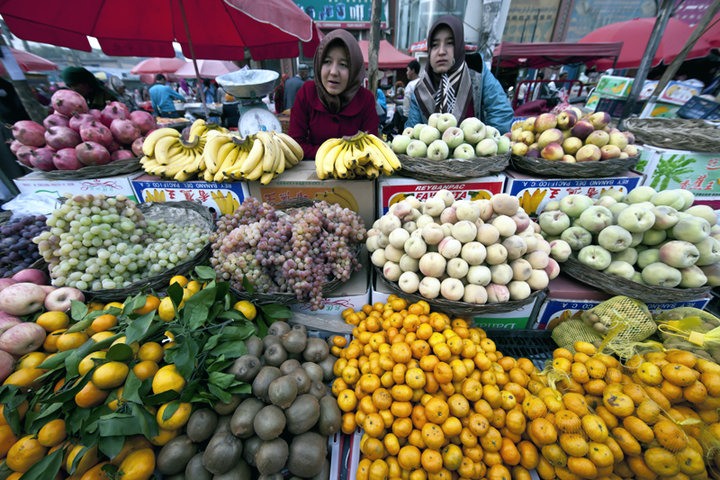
left=216, top=69, right=281, bottom=137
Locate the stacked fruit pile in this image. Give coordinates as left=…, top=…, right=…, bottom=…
left=0, top=216, right=48, bottom=278
left=509, top=109, right=638, bottom=163
left=333, top=297, right=546, bottom=480
left=210, top=197, right=366, bottom=309
left=540, top=187, right=720, bottom=288
left=12, top=89, right=157, bottom=171
left=141, top=125, right=302, bottom=183
left=315, top=132, right=401, bottom=179
left=33, top=194, right=209, bottom=291
left=188, top=321, right=340, bottom=478
left=390, top=115, right=510, bottom=160
left=367, top=191, right=558, bottom=303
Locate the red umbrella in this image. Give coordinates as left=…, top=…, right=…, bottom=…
left=3, top=48, right=58, bottom=72
left=131, top=57, right=186, bottom=75
left=174, top=60, right=239, bottom=79
left=699, top=13, right=720, bottom=48
left=579, top=17, right=712, bottom=70
left=0, top=0, right=322, bottom=61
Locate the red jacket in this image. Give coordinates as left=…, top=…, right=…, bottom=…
left=288, top=81, right=379, bottom=159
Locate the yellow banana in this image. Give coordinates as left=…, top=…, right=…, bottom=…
left=332, top=187, right=359, bottom=212
left=321, top=141, right=345, bottom=179
left=189, top=119, right=207, bottom=139
left=246, top=159, right=264, bottom=181
left=315, top=138, right=343, bottom=179
left=173, top=170, right=192, bottom=182
left=256, top=132, right=278, bottom=173
left=333, top=144, right=349, bottom=178
left=203, top=134, right=232, bottom=174
left=142, top=128, right=180, bottom=156
left=214, top=147, right=239, bottom=182
left=273, top=134, right=299, bottom=168
left=240, top=138, right=264, bottom=177
left=163, top=150, right=197, bottom=177
left=275, top=132, right=304, bottom=161
left=153, top=136, right=180, bottom=165
left=364, top=164, right=380, bottom=179
left=225, top=148, right=250, bottom=179
left=260, top=172, right=275, bottom=185
left=366, top=133, right=401, bottom=170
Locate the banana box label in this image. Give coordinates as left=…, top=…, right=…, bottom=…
left=506, top=172, right=642, bottom=216
left=14, top=171, right=140, bottom=202
left=380, top=177, right=505, bottom=215
left=130, top=175, right=248, bottom=219
left=255, top=186, right=360, bottom=213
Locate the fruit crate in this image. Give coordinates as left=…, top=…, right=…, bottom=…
left=595, top=97, right=643, bottom=118
left=484, top=329, right=555, bottom=369
left=676, top=95, right=720, bottom=120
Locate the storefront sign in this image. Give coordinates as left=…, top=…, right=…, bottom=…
left=292, top=0, right=387, bottom=28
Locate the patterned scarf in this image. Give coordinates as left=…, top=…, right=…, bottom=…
left=434, top=63, right=466, bottom=113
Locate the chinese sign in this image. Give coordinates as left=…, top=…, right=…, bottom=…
left=293, top=0, right=386, bottom=28
left=14, top=173, right=139, bottom=202
left=502, top=0, right=560, bottom=43
left=641, top=148, right=720, bottom=206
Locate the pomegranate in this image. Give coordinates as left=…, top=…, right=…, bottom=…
left=43, top=114, right=69, bottom=130
left=52, top=148, right=83, bottom=170
left=50, top=89, right=88, bottom=117
left=131, top=137, right=145, bottom=157
left=29, top=148, right=55, bottom=171
left=15, top=145, right=36, bottom=167
left=45, top=126, right=81, bottom=150
left=106, top=140, right=121, bottom=153
left=108, top=101, right=130, bottom=117
left=110, top=118, right=141, bottom=145
left=9, top=140, right=23, bottom=156
left=100, top=103, right=128, bottom=127
left=111, top=149, right=135, bottom=162
left=80, top=121, right=113, bottom=147
left=75, top=142, right=111, bottom=166
left=129, top=110, right=156, bottom=134
left=88, top=109, right=102, bottom=121
left=68, top=113, right=96, bottom=132
left=11, top=120, right=46, bottom=147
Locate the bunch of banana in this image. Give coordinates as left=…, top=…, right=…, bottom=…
left=201, top=130, right=303, bottom=184
left=139, top=126, right=206, bottom=182
left=314, top=187, right=359, bottom=212
left=315, top=131, right=401, bottom=180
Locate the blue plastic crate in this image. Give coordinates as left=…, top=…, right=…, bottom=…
left=677, top=95, right=720, bottom=120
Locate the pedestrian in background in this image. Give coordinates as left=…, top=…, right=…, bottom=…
left=284, top=64, right=310, bottom=110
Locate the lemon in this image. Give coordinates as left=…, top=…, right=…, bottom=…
left=233, top=300, right=257, bottom=321
left=92, top=361, right=129, bottom=389
left=158, top=297, right=176, bottom=322
left=36, top=311, right=69, bottom=332
left=169, top=275, right=188, bottom=288
left=156, top=402, right=192, bottom=430
left=78, top=351, right=107, bottom=376
left=152, top=365, right=185, bottom=395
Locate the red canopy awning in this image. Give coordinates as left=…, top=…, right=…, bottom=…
left=357, top=40, right=415, bottom=69
left=492, top=42, right=624, bottom=69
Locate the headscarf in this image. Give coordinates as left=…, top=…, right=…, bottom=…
left=179, top=79, right=190, bottom=95
left=313, top=29, right=365, bottom=114
left=107, top=76, right=125, bottom=94
left=280, top=74, right=289, bottom=87
left=414, top=15, right=473, bottom=122
left=61, top=66, right=117, bottom=108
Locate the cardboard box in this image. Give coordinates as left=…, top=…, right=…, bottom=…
left=533, top=274, right=711, bottom=330
left=371, top=270, right=392, bottom=305
left=648, top=102, right=681, bottom=119
left=290, top=258, right=370, bottom=317
left=247, top=162, right=376, bottom=231
left=377, top=174, right=506, bottom=217
left=639, top=147, right=720, bottom=209
left=130, top=175, right=249, bottom=220
left=594, top=75, right=634, bottom=98
left=659, top=81, right=702, bottom=106
left=505, top=170, right=643, bottom=216
left=14, top=172, right=142, bottom=202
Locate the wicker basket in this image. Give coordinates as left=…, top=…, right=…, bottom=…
left=375, top=266, right=545, bottom=316
left=510, top=154, right=639, bottom=178
left=562, top=256, right=712, bottom=303
left=397, top=153, right=510, bottom=182
left=75, top=201, right=215, bottom=301
left=623, top=118, right=720, bottom=152
left=35, top=157, right=142, bottom=180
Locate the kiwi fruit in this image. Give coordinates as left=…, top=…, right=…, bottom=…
left=166, top=474, right=184, bottom=480
left=214, top=394, right=243, bottom=415
left=157, top=435, right=197, bottom=475
left=267, top=375, right=298, bottom=408
left=202, top=432, right=244, bottom=475
left=317, top=395, right=342, bottom=436
left=244, top=336, right=263, bottom=358
left=302, top=362, right=324, bottom=383
left=242, top=435, right=262, bottom=466
left=255, top=438, right=289, bottom=475
left=287, top=432, right=327, bottom=477
left=291, top=323, right=307, bottom=335
left=263, top=343, right=288, bottom=367
left=267, top=321, right=291, bottom=337
left=280, top=359, right=302, bottom=375
left=308, top=381, right=328, bottom=399
left=262, top=335, right=282, bottom=350
left=211, top=459, right=252, bottom=480
left=289, top=368, right=311, bottom=394
left=311, top=459, right=330, bottom=480
left=285, top=394, right=320, bottom=434
left=253, top=405, right=286, bottom=440
left=317, top=355, right=336, bottom=382
left=230, top=398, right=265, bottom=438
left=185, top=453, right=212, bottom=480
left=215, top=415, right=232, bottom=434
left=186, top=409, right=218, bottom=443
left=252, top=366, right=282, bottom=402
left=282, top=330, right=307, bottom=354
left=228, top=355, right=262, bottom=383
left=303, top=338, right=329, bottom=363
left=258, top=475, right=284, bottom=480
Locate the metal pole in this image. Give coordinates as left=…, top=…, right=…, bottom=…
left=0, top=36, right=46, bottom=123
left=178, top=0, right=209, bottom=121
left=619, top=0, right=674, bottom=124
left=640, top=0, right=720, bottom=118
left=368, top=0, right=382, bottom=101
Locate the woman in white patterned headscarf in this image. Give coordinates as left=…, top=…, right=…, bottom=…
left=405, top=15, right=513, bottom=134
left=108, top=75, right=138, bottom=112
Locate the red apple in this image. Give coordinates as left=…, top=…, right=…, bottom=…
left=0, top=323, right=46, bottom=356
left=11, top=268, right=48, bottom=285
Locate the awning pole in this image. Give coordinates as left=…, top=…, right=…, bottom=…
left=178, top=0, right=209, bottom=121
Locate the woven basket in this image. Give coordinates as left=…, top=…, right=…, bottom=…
left=510, top=154, right=639, bottom=178
left=35, top=157, right=142, bottom=180
left=375, top=266, right=544, bottom=316
left=562, top=255, right=711, bottom=303
left=397, top=153, right=510, bottom=182
left=624, top=118, right=720, bottom=152
left=75, top=201, right=215, bottom=301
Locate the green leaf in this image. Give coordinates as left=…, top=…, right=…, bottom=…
left=214, top=282, right=229, bottom=301
left=255, top=316, right=268, bottom=338
left=98, top=414, right=143, bottom=437
left=65, top=318, right=93, bottom=334
left=98, top=435, right=125, bottom=460
left=207, top=383, right=231, bottom=404
left=172, top=338, right=199, bottom=379
left=52, top=375, right=89, bottom=403
left=1, top=389, right=26, bottom=435
left=65, top=406, right=92, bottom=436
left=260, top=304, right=291, bottom=320
left=0, top=461, right=13, bottom=480
left=18, top=447, right=63, bottom=480
left=184, top=302, right=210, bottom=331
left=241, top=276, right=254, bottom=295
left=161, top=400, right=180, bottom=422
left=129, top=403, right=159, bottom=438
left=167, top=282, right=184, bottom=308
left=37, top=350, right=73, bottom=370
left=127, top=295, right=148, bottom=315
left=106, top=344, right=133, bottom=362
left=122, top=371, right=143, bottom=404
left=209, top=341, right=247, bottom=359
left=124, top=312, right=155, bottom=345
left=217, top=310, right=244, bottom=320
left=195, top=265, right=217, bottom=281
left=27, top=403, right=62, bottom=433
left=221, top=324, right=255, bottom=340
left=209, top=372, right=236, bottom=390
left=229, top=383, right=252, bottom=394
left=143, top=390, right=178, bottom=405
left=70, top=301, right=89, bottom=322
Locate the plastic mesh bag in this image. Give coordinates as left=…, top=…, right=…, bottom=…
left=551, top=319, right=604, bottom=353
left=580, top=296, right=656, bottom=358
